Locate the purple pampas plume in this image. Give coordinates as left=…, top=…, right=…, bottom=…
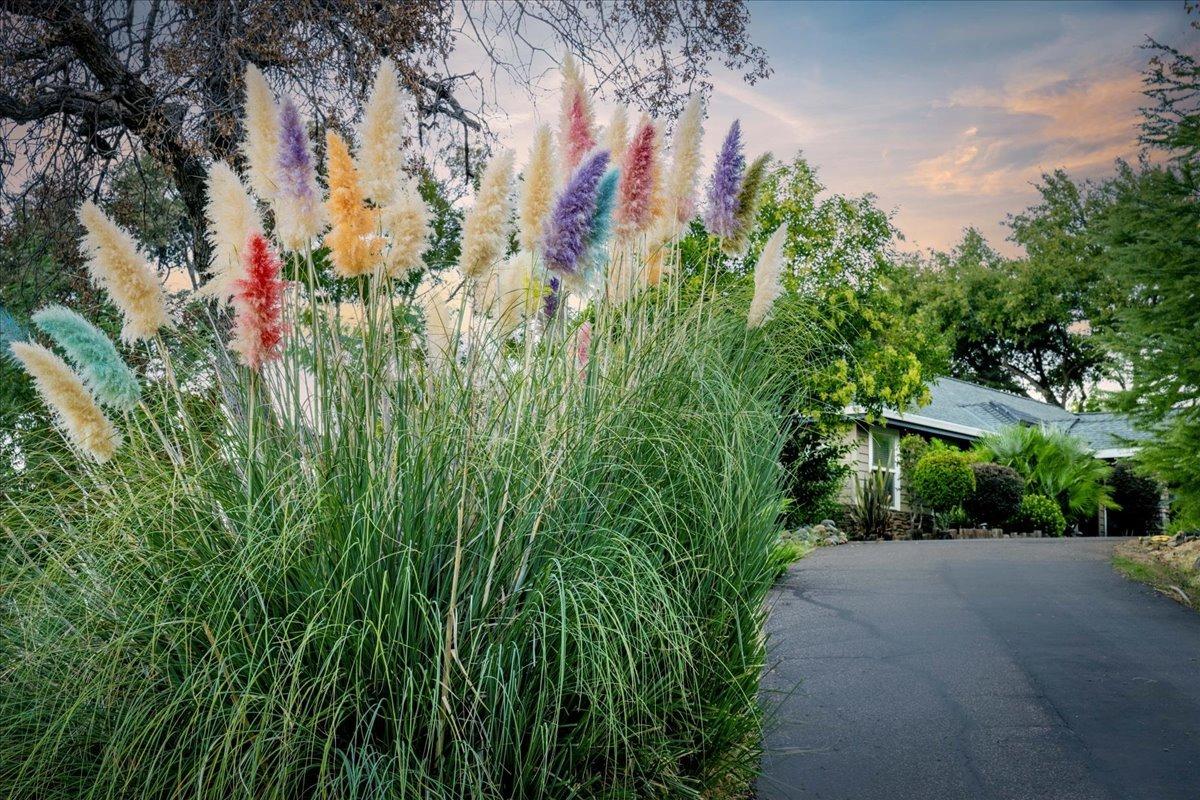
left=703, top=120, right=744, bottom=239
left=542, top=150, right=610, bottom=279
left=544, top=276, right=562, bottom=320
left=273, top=97, right=325, bottom=250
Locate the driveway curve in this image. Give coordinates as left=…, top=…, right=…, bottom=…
left=760, top=539, right=1200, bottom=800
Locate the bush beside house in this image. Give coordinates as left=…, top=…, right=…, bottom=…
left=964, top=463, right=1024, bottom=528
left=1016, top=494, right=1067, bottom=537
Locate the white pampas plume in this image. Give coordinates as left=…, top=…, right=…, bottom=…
left=10, top=341, right=121, bottom=462
left=747, top=223, right=788, bottom=328
left=202, top=161, right=263, bottom=302
left=665, top=93, right=704, bottom=227
left=380, top=176, right=430, bottom=280
left=479, top=250, right=540, bottom=337
left=459, top=149, right=515, bottom=280
left=77, top=201, right=169, bottom=343
left=419, top=273, right=469, bottom=370
left=242, top=64, right=280, bottom=201
left=605, top=106, right=629, bottom=168
left=358, top=57, right=407, bottom=206
left=518, top=126, right=556, bottom=254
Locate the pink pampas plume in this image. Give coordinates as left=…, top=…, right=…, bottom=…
left=229, top=232, right=287, bottom=371
left=615, top=117, right=659, bottom=236
left=558, top=53, right=596, bottom=177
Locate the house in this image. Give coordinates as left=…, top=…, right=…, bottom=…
left=839, top=377, right=1152, bottom=535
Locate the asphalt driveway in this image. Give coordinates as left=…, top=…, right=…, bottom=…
left=759, top=539, right=1200, bottom=800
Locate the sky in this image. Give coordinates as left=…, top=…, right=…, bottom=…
left=474, top=0, right=1191, bottom=257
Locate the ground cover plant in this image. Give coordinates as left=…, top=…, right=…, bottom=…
left=0, top=57, right=811, bottom=798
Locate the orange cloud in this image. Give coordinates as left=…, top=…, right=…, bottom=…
left=911, top=69, right=1143, bottom=196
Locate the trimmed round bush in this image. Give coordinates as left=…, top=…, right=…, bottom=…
left=1017, top=494, right=1066, bottom=536
left=909, top=449, right=976, bottom=512
left=965, top=462, right=1024, bottom=526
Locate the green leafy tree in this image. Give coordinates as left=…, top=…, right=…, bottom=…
left=1091, top=23, right=1200, bottom=527
left=905, top=175, right=1119, bottom=409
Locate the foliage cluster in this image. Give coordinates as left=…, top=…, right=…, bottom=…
left=964, top=462, right=1025, bottom=528
left=1016, top=494, right=1068, bottom=537
left=909, top=448, right=976, bottom=514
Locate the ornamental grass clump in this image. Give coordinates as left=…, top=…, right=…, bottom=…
left=1, top=53, right=817, bottom=799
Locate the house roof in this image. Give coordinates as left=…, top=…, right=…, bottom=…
left=874, top=377, right=1150, bottom=455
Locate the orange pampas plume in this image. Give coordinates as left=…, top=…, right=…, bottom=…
left=324, top=130, right=380, bottom=278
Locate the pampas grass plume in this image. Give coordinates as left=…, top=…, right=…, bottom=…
left=380, top=176, right=430, bottom=280
left=459, top=149, right=515, bottom=280
left=605, top=106, right=629, bottom=168
left=10, top=341, right=121, bottom=462
left=358, top=57, right=407, bottom=206
left=77, top=201, right=169, bottom=343
left=420, top=274, right=468, bottom=369
left=242, top=64, right=280, bottom=201
left=666, top=93, right=704, bottom=226
left=274, top=98, right=326, bottom=251
left=324, top=130, right=381, bottom=278
left=559, top=53, right=595, bottom=177
left=203, top=161, right=262, bottom=302
left=748, top=223, right=788, bottom=328
left=31, top=305, right=140, bottom=411
left=518, top=127, right=556, bottom=254
left=229, top=233, right=287, bottom=371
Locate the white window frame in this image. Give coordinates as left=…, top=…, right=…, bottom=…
left=867, top=427, right=901, bottom=510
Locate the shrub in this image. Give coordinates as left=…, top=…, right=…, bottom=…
left=965, top=462, right=1025, bottom=526
left=1108, top=461, right=1162, bottom=535
left=1017, top=493, right=1067, bottom=536
left=974, top=425, right=1114, bottom=522
left=909, top=449, right=975, bottom=513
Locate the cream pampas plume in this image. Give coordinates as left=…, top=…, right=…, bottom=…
left=420, top=275, right=468, bottom=370
left=748, top=223, right=788, bottom=328
left=325, top=130, right=381, bottom=278
left=518, top=127, right=556, bottom=254
left=665, top=93, right=704, bottom=227
left=558, top=53, right=595, bottom=178
left=10, top=341, right=121, bottom=462
left=77, top=201, right=169, bottom=343
left=483, top=251, right=540, bottom=337
left=380, top=176, right=430, bottom=280
left=203, top=161, right=263, bottom=302
left=459, top=149, right=515, bottom=280
left=605, top=106, right=629, bottom=168
left=242, top=64, right=280, bottom=202
left=358, top=57, right=407, bottom=206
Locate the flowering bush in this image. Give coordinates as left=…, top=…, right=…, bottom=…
left=0, top=56, right=807, bottom=798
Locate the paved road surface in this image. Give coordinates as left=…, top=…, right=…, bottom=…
left=759, top=539, right=1200, bottom=800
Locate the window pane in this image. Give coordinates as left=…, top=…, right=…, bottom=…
left=872, top=433, right=893, bottom=468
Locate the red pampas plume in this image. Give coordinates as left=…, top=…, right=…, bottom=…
left=229, top=232, right=287, bottom=371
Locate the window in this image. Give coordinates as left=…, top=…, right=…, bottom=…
left=868, top=428, right=901, bottom=510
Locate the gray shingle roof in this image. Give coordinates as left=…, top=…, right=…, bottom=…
left=895, top=378, right=1149, bottom=452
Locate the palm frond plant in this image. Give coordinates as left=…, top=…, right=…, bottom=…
left=974, top=424, right=1115, bottom=525
left=0, top=56, right=816, bottom=799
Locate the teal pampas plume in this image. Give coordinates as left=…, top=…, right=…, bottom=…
left=31, top=305, right=140, bottom=412
left=587, top=169, right=619, bottom=268
left=0, top=306, right=26, bottom=359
